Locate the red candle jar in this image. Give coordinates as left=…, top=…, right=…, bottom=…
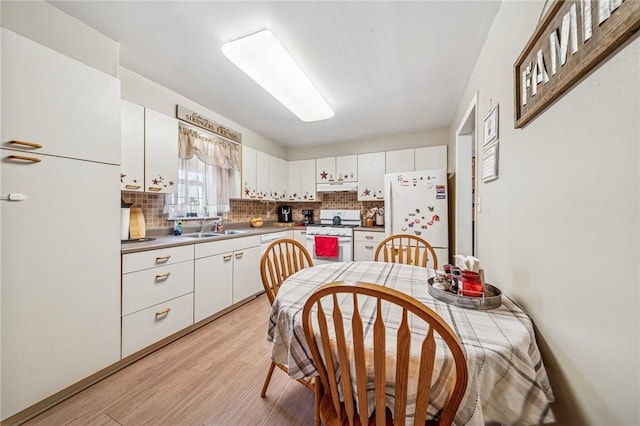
left=461, top=271, right=483, bottom=297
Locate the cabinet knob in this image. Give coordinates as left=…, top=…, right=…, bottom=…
left=155, top=272, right=172, bottom=280
left=365, top=236, right=373, bottom=240
left=235, top=252, right=244, bottom=258
left=223, top=254, right=233, bottom=261
left=155, top=255, right=171, bottom=262
left=148, top=186, right=163, bottom=192
left=125, top=184, right=142, bottom=190
left=365, top=245, right=374, bottom=249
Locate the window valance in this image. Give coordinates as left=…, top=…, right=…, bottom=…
left=178, top=124, right=241, bottom=170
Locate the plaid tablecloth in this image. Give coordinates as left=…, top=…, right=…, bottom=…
left=267, top=261, right=555, bottom=425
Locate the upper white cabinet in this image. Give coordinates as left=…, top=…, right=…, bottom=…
left=241, top=146, right=257, bottom=199
left=256, top=151, right=270, bottom=200
left=269, top=155, right=288, bottom=200
left=386, top=149, right=415, bottom=173
left=316, top=155, right=357, bottom=183
left=144, top=109, right=179, bottom=194
left=1, top=29, right=120, bottom=164
left=288, top=159, right=320, bottom=202
left=357, top=152, right=385, bottom=201
left=120, top=100, right=145, bottom=192
left=415, top=145, right=448, bottom=171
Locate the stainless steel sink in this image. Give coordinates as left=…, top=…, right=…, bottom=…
left=181, top=232, right=220, bottom=239
left=211, top=230, right=248, bottom=235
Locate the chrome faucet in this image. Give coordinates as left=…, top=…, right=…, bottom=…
left=200, top=218, right=220, bottom=232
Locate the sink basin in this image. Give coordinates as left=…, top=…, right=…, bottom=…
left=181, top=232, right=220, bottom=239
left=211, top=230, right=248, bottom=235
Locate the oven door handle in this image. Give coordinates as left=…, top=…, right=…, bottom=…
left=306, top=235, right=352, bottom=243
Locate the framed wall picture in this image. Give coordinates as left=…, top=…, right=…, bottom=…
left=481, top=141, right=499, bottom=183
left=483, top=103, right=499, bottom=147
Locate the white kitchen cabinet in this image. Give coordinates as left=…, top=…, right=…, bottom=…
left=288, top=159, right=320, bottom=202
left=256, top=150, right=270, bottom=199
left=414, top=145, right=448, bottom=171
left=1, top=29, right=122, bottom=421
left=144, top=109, right=179, bottom=194
left=1, top=153, right=121, bottom=420
left=242, top=145, right=257, bottom=199
left=122, top=293, right=194, bottom=358
left=194, top=241, right=234, bottom=322
left=232, top=244, right=261, bottom=302
left=269, top=155, right=288, bottom=200
left=1, top=29, right=120, bottom=165
left=195, top=235, right=262, bottom=309
left=317, top=155, right=357, bottom=183
left=120, top=100, right=145, bottom=192
left=357, top=152, right=385, bottom=201
left=386, top=149, right=415, bottom=173
left=121, top=246, right=194, bottom=358
left=293, top=229, right=308, bottom=246
left=354, top=230, right=385, bottom=261
left=337, top=155, right=358, bottom=182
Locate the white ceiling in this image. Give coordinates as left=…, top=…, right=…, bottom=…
left=50, top=1, right=500, bottom=148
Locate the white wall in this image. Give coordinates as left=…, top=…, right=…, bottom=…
left=287, top=126, right=450, bottom=163
left=0, top=0, right=118, bottom=77
left=119, top=68, right=286, bottom=158
left=450, top=2, right=640, bottom=424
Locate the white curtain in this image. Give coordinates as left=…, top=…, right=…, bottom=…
left=178, top=125, right=241, bottom=215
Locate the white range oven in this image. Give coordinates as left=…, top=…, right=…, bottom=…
left=305, top=210, right=361, bottom=265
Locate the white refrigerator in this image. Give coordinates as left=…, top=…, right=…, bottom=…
left=384, top=169, right=449, bottom=265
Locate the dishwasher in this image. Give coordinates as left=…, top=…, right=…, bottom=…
left=260, top=231, right=290, bottom=255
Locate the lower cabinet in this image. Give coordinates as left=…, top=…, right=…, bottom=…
left=121, top=245, right=195, bottom=358
left=354, top=230, right=385, bottom=261
left=194, top=251, right=233, bottom=322
left=194, top=235, right=261, bottom=322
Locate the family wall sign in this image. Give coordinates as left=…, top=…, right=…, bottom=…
left=514, top=0, right=640, bottom=128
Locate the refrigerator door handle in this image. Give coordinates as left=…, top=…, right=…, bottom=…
left=388, top=179, right=393, bottom=235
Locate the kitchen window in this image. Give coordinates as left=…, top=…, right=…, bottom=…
left=173, top=124, right=240, bottom=217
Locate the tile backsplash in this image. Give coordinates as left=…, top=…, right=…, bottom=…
left=122, top=192, right=384, bottom=229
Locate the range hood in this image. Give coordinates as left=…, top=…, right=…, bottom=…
left=316, top=181, right=358, bottom=192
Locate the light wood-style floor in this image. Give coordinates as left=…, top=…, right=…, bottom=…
left=24, top=294, right=315, bottom=426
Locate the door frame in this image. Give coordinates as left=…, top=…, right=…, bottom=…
left=454, top=92, right=478, bottom=257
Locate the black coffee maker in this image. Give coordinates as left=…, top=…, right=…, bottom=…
left=277, top=205, right=292, bottom=223
left=301, top=209, right=314, bottom=225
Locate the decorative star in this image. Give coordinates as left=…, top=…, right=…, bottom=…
left=363, top=188, right=371, bottom=196
left=168, top=181, right=174, bottom=186
left=152, top=178, right=159, bottom=185
left=245, top=188, right=250, bottom=195
left=120, top=173, right=126, bottom=183
left=320, top=170, right=328, bottom=180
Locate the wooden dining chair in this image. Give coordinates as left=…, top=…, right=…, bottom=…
left=302, top=281, right=468, bottom=426
left=374, top=234, right=439, bottom=269
left=260, top=238, right=315, bottom=397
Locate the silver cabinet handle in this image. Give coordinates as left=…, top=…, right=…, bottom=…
left=155, top=272, right=171, bottom=280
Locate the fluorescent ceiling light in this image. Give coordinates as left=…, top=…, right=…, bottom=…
left=222, top=30, right=334, bottom=122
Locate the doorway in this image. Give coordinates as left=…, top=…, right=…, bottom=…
left=455, top=93, right=477, bottom=256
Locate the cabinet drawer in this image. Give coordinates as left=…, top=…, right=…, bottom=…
left=354, top=241, right=379, bottom=261
left=122, top=293, right=194, bottom=358
left=122, top=261, right=194, bottom=315
left=354, top=231, right=384, bottom=243
left=123, top=245, right=193, bottom=273
left=195, top=235, right=260, bottom=258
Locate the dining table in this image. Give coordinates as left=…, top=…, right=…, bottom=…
left=267, top=261, right=555, bottom=426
